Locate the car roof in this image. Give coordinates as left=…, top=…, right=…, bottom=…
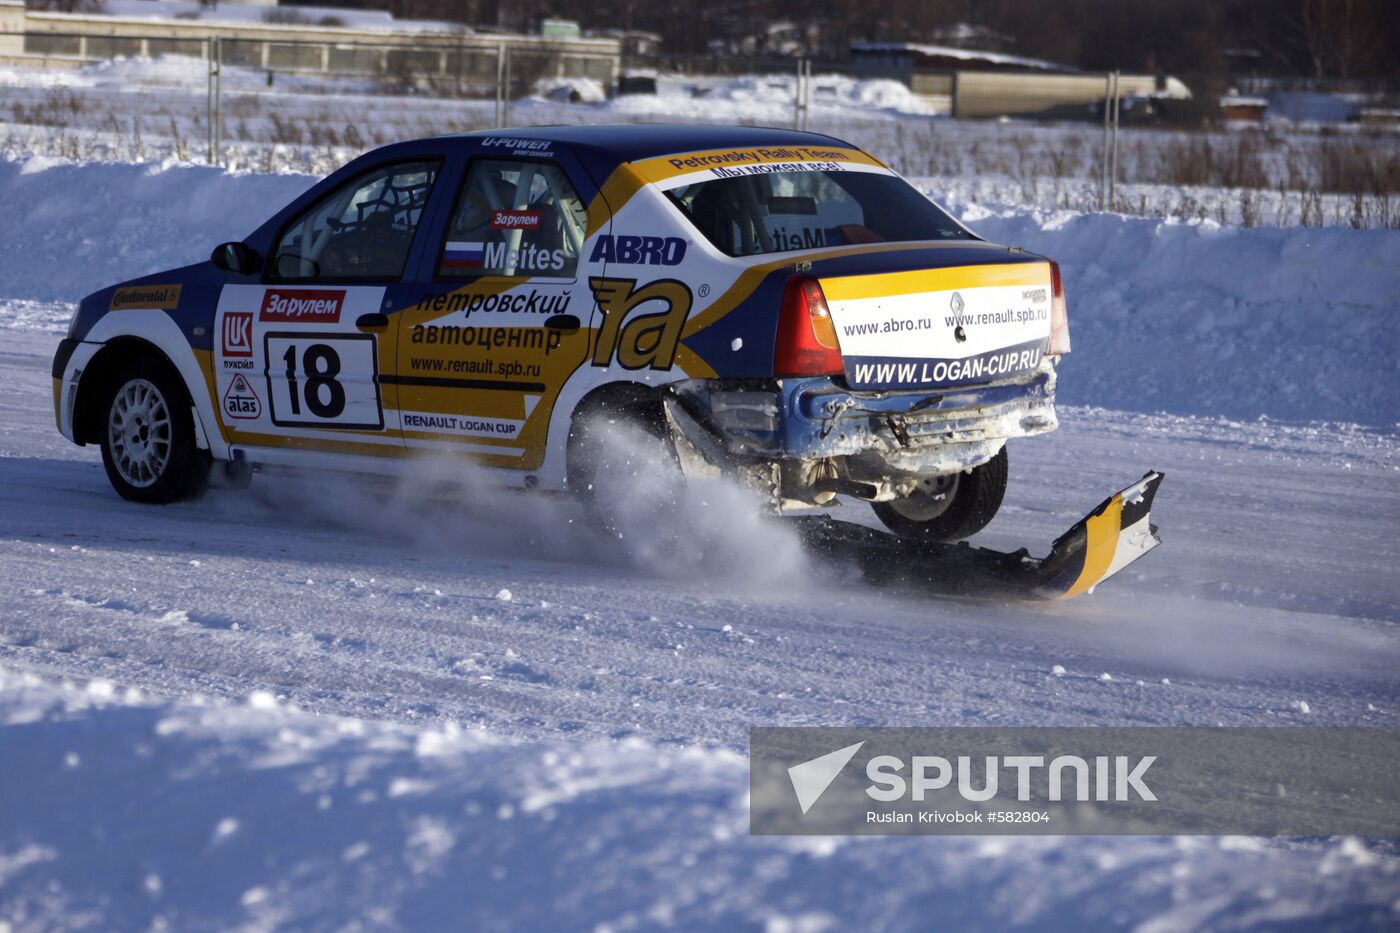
left=394, top=124, right=861, bottom=165
left=282, top=125, right=877, bottom=246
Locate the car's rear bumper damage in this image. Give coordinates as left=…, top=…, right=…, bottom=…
left=662, top=362, right=1058, bottom=506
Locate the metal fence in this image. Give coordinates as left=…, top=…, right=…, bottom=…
left=16, top=29, right=612, bottom=94
left=8, top=30, right=623, bottom=164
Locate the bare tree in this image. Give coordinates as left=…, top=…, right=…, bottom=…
left=1291, top=0, right=1383, bottom=77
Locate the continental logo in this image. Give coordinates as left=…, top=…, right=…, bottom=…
left=589, top=277, right=692, bottom=371
left=109, top=284, right=182, bottom=311
left=259, top=289, right=345, bottom=323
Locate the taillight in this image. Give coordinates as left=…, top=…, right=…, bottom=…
left=1048, top=260, right=1071, bottom=355
left=774, top=275, right=844, bottom=377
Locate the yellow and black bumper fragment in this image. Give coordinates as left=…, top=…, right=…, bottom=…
left=1034, top=471, right=1164, bottom=599
left=792, top=472, right=1164, bottom=601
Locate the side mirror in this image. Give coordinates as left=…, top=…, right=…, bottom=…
left=211, top=242, right=262, bottom=275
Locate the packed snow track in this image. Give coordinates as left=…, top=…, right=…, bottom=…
left=1, top=156, right=1398, bottom=929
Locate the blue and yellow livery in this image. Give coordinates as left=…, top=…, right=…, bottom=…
left=52, top=125, right=1159, bottom=597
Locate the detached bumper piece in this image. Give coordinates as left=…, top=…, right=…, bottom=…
left=790, top=471, right=1164, bottom=601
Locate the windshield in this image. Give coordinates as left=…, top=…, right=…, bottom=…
left=663, top=170, right=971, bottom=258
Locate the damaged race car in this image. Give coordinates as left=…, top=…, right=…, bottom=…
left=52, top=125, right=1160, bottom=599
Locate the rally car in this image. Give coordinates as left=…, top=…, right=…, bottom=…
left=53, top=125, right=1160, bottom=598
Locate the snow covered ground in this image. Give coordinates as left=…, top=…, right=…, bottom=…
left=2, top=153, right=1399, bottom=928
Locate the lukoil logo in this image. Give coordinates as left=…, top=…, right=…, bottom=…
left=222, top=311, right=253, bottom=357
left=787, top=742, right=1158, bottom=814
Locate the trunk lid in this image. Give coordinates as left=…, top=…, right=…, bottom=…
left=821, top=260, right=1054, bottom=391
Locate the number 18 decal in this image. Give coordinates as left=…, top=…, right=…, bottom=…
left=264, top=333, right=384, bottom=430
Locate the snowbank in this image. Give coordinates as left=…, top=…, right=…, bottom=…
left=0, top=53, right=386, bottom=94
left=3, top=155, right=314, bottom=305
left=943, top=198, right=1400, bottom=425
left=2, top=670, right=1396, bottom=930
left=3, top=154, right=1395, bottom=425
left=533, top=76, right=609, bottom=104
left=601, top=74, right=943, bottom=121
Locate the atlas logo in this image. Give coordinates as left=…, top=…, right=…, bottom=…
left=259, top=289, right=345, bottom=323
left=588, top=277, right=692, bottom=371
left=221, top=373, right=262, bottom=420
left=589, top=235, right=687, bottom=266
left=222, top=311, right=253, bottom=357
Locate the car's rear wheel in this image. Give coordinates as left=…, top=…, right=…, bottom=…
left=99, top=359, right=208, bottom=504
left=567, top=388, right=680, bottom=536
left=872, top=446, right=1008, bottom=543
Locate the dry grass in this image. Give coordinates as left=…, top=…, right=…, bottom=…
left=878, top=119, right=1400, bottom=228
left=6, top=88, right=85, bottom=128
left=2, top=80, right=1397, bottom=228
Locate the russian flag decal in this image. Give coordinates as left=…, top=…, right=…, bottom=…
left=443, top=241, right=486, bottom=269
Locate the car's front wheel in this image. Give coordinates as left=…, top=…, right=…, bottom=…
left=872, top=446, right=1008, bottom=543
left=99, top=359, right=208, bottom=504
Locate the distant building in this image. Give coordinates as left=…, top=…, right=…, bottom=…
left=587, top=28, right=661, bottom=60
left=1219, top=93, right=1267, bottom=122
left=539, top=18, right=580, bottom=41
left=850, top=42, right=1071, bottom=81
left=850, top=42, right=1190, bottom=120
left=0, top=0, right=619, bottom=90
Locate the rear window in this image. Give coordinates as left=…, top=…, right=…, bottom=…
left=664, top=170, right=971, bottom=258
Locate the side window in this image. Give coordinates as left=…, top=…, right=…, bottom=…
left=439, top=159, right=585, bottom=279
left=273, top=160, right=440, bottom=280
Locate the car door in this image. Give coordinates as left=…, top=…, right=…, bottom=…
left=212, top=158, right=443, bottom=460
left=393, top=152, right=598, bottom=472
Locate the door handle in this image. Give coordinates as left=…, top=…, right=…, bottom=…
left=356, top=313, right=389, bottom=329
left=544, top=314, right=580, bottom=331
